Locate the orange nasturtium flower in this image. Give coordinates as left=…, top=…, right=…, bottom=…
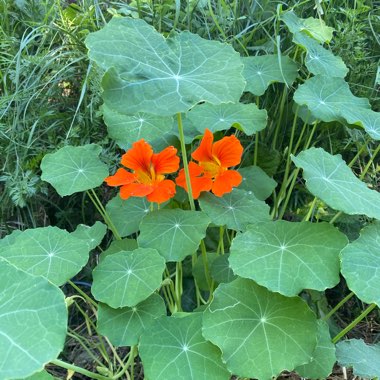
left=176, top=129, right=243, bottom=198
left=105, top=140, right=179, bottom=204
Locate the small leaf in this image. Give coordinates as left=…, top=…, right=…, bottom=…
left=238, top=166, right=277, bottom=200
left=210, top=254, right=237, bottom=284
left=187, top=103, right=267, bottom=135
left=243, top=55, right=299, bottom=96
left=97, top=294, right=166, bottom=346
left=139, top=313, right=230, bottom=380
left=91, top=248, right=165, bottom=308
left=40, top=144, right=108, bottom=196
left=230, top=221, right=347, bottom=296
left=202, top=277, right=318, bottom=379
left=138, top=209, right=210, bottom=262
left=292, top=147, right=380, bottom=220
left=340, top=222, right=380, bottom=306
left=336, top=339, right=380, bottom=378
left=193, top=252, right=218, bottom=290
left=0, top=260, right=67, bottom=379
left=72, top=221, right=107, bottom=250
left=199, top=189, right=271, bottom=231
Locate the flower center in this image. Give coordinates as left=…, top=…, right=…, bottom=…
left=136, top=165, right=164, bottom=185
left=200, top=156, right=225, bottom=178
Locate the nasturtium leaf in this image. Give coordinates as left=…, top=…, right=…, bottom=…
left=86, top=17, right=245, bottom=116
left=99, top=238, right=138, bottom=263
left=19, top=370, right=54, bottom=380
left=187, top=103, right=267, bottom=135
left=210, top=254, right=237, bottom=284
left=243, top=55, right=299, bottom=96
left=230, top=221, right=347, bottom=296
left=193, top=252, right=217, bottom=290
left=102, top=105, right=173, bottom=148
left=72, top=221, right=107, bottom=250
left=202, top=277, right=318, bottom=379
left=0, top=226, right=90, bottom=286
left=344, top=108, right=380, bottom=141
left=340, top=223, right=380, bottom=306
left=0, top=230, right=22, bottom=250
left=0, top=260, right=67, bottom=380
left=336, top=339, right=380, bottom=378
left=91, top=248, right=165, bottom=308
left=137, top=209, right=210, bottom=262
left=97, top=294, right=166, bottom=346
left=293, top=32, right=348, bottom=78
left=295, top=320, right=336, bottom=379
left=238, top=166, right=277, bottom=200
left=199, top=189, right=271, bottom=232
left=105, top=195, right=151, bottom=237
left=281, top=11, right=334, bottom=43
left=139, top=313, right=230, bottom=380
left=40, top=144, right=108, bottom=196
left=292, top=147, right=380, bottom=220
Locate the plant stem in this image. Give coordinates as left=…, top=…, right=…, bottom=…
left=323, top=292, right=355, bottom=321
left=51, top=359, right=110, bottom=380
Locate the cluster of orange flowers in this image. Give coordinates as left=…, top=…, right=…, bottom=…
left=105, top=129, right=243, bottom=204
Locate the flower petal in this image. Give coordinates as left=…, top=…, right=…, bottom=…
left=191, top=129, right=214, bottom=163
left=212, top=170, right=242, bottom=197
left=105, top=168, right=136, bottom=186
left=119, top=183, right=153, bottom=200
left=147, top=180, right=176, bottom=204
left=121, top=139, right=153, bottom=172
left=151, top=146, right=180, bottom=174
left=212, top=135, right=243, bottom=168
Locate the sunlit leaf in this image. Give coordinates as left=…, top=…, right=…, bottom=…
left=40, top=144, right=108, bottom=196
left=92, top=248, right=165, bottom=308
left=230, top=221, right=347, bottom=296
left=202, top=277, right=318, bottom=379
left=139, top=313, right=230, bottom=380
left=72, top=221, right=107, bottom=250
left=292, top=147, right=380, bottom=220
left=238, top=166, right=277, bottom=200
left=19, top=370, right=54, bottom=380
left=0, top=260, right=67, bottom=379
left=86, top=17, right=245, bottom=116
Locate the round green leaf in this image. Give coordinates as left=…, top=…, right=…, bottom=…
left=336, top=339, right=380, bottom=379
left=243, top=55, right=298, bottom=96
left=295, top=320, right=336, bottom=379
left=344, top=108, right=380, bottom=141
left=97, top=294, right=166, bottom=346
left=99, top=238, right=138, bottom=263
left=137, top=209, right=210, bottom=262
left=199, top=189, right=271, bottom=231
left=340, top=223, right=380, bottom=306
left=292, top=147, right=380, bottom=220
left=0, top=226, right=90, bottom=286
left=210, top=254, right=237, bottom=284
left=91, top=248, right=165, bottom=308
left=0, top=260, right=67, bottom=379
left=202, top=277, right=318, bottom=379
left=238, top=166, right=277, bottom=200
left=18, top=370, right=54, bottom=380
left=40, top=144, right=108, bottom=196
left=187, top=103, right=267, bottom=135
left=139, top=313, right=230, bottom=380
left=86, top=17, right=245, bottom=116
left=71, top=221, right=107, bottom=250
left=230, top=221, right=347, bottom=296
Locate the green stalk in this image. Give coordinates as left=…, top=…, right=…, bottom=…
left=51, top=359, right=110, bottom=380
left=175, top=262, right=183, bottom=311
left=323, top=292, right=355, bottom=321
left=113, top=346, right=136, bottom=380
left=200, top=240, right=213, bottom=290
left=69, top=280, right=98, bottom=308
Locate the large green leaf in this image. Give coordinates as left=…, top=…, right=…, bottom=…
left=202, top=278, right=318, bottom=379
left=336, top=339, right=380, bottom=378
left=229, top=221, right=347, bottom=296
left=295, top=320, right=336, bottom=379
left=0, top=226, right=90, bottom=286
left=86, top=17, right=245, bottom=116
left=19, top=370, right=54, bottom=380
left=91, top=248, right=165, bottom=308
left=97, top=294, right=166, bottom=346
left=292, top=147, right=380, bottom=220
left=293, top=32, right=348, bottom=78
left=139, top=313, right=230, bottom=380
left=137, top=209, right=210, bottom=262
left=105, top=195, right=150, bottom=238
left=40, top=144, right=108, bottom=196
left=187, top=103, right=267, bottom=135
left=243, top=55, right=299, bottom=96
left=198, top=189, right=271, bottom=231
left=0, top=260, right=67, bottom=379
left=72, top=221, right=107, bottom=250
left=340, top=223, right=380, bottom=306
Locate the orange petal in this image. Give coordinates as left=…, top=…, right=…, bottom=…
left=192, top=129, right=214, bottom=163
left=212, top=135, right=243, bottom=168
left=176, top=163, right=212, bottom=199
left=121, top=139, right=153, bottom=173
left=147, top=180, right=176, bottom=204
left=151, top=146, right=180, bottom=174
left=105, top=168, right=136, bottom=186
left=212, top=170, right=242, bottom=197
left=119, top=183, right=153, bottom=200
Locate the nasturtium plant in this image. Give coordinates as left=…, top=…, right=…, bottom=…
left=238, top=166, right=277, bottom=200
left=72, top=221, right=107, bottom=250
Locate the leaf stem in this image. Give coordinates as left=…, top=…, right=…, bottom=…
left=323, top=291, right=355, bottom=321
left=51, top=359, right=111, bottom=380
